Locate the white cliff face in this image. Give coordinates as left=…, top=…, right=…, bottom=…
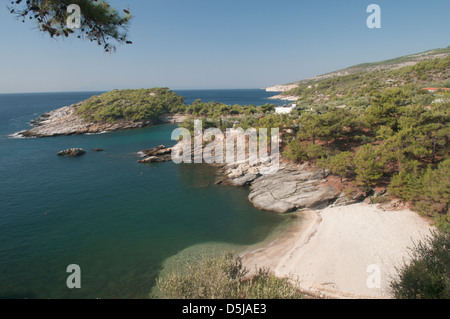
left=268, top=95, right=300, bottom=101
left=265, top=84, right=299, bottom=92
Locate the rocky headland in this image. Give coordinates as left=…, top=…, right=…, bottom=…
left=18, top=103, right=187, bottom=138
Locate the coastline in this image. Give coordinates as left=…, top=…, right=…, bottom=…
left=17, top=103, right=188, bottom=138
left=267, top=94, right=300, bottom=101
left=153, top=207, right=300, bottom=297
left=196, top=131, right=438, bottom=299
left=239, top=211, right=312, bottom=272
left=16, top=104, right=440, bottom=299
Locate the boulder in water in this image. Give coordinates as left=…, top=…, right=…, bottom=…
left=57, top=148, right=86, bottom=157
left=138, top=145, right=172, bottom=163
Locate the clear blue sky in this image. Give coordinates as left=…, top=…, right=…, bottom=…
left=0, top=0, right=449, bottom=93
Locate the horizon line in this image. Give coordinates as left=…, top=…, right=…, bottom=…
left=0, top=88, right=270, bottom=95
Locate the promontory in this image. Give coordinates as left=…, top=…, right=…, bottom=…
left=19, top=88, right=187, bottom=137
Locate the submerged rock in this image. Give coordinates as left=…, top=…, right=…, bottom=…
left=57, top=148, right=86, bottom=157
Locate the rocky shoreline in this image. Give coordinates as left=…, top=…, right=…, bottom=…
left=162, top=136, right=363, bottom=214
left=18, top=103, right=188, bottom=138
left=24, top=99, right=365, bottom=214
left=139, top=137, right=368, bottom=214
left=265, top=84, right=299, bottom=92
left=216, top=159, right=360, bottom=214
left=267, top=94, right=300, bottom=101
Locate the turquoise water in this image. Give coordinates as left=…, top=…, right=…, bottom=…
left=0, top=90, right=287, bottom=298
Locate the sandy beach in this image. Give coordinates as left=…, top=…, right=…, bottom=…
left=241, top=203, right=435, bottom=299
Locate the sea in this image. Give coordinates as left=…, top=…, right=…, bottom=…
left=0, top=89, right=290, bottom=298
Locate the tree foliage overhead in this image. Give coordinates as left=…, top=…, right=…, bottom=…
left=9, top=0, right=132, bottom=52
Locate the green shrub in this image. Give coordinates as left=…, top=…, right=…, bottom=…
left=327, top=151, right=354, bottom=182
left=391, top=231, right=450, bottom=299
left=283, top=140, right=307, bottom=162
left=389, top=159, right=450, bottom=218
left=354, top=144, right=385, bottom=192
left=156, top=254, right=303, bottom=299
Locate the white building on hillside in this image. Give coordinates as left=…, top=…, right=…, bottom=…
left=275, top=104, right=297, bottom=114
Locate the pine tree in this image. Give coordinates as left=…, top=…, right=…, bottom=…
left=365, top=88, right=410, bottom=131
left=9, top=0, right=132, bottom=52
left=298, top=113, right=323, bottom=144
left=328, top=152, right=354, bottom=183
left=354, top=145, right=384, bottom=193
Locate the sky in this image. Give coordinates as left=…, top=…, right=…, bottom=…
left=0, top=0, right=449, bottom=93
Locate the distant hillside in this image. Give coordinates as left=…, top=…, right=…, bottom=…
left=267, top=46, right=450, bottom=92
left=270, top=50, right=450, bottom=111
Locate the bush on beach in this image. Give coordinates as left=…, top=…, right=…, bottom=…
left=156, top=254, right=304, bottom=299
left=390, top=230, right=450, bottom=299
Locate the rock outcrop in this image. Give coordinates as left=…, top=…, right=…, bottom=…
left=138, top=145, right=172, bottom=163
left=265, top=84, right=299, bottom=92
left=332, top=192, right=366, bottom=207
left=167, top=136, right=341, bottom=213
left=248, top=167, right=338, bottom=213
left=268, top=95, right=300, bottom=101
left=18, top=102, right=187, bottom=138
left=19, top=104, right=154, bottom=137
left=221, top=159, right=339, bottom=213
left=57, top=148, right=86, bottom=157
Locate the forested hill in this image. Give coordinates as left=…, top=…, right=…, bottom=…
left=281, top=53, right=450, bottom=111
left=273, top=53, right=449, bottom=230
left=283, top=46, right=450, bottom=88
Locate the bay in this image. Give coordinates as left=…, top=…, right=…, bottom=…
left=0, top=90, right=287, bottom=298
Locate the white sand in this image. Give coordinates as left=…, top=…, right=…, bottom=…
left=241, top=203, right=435, bottom=299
